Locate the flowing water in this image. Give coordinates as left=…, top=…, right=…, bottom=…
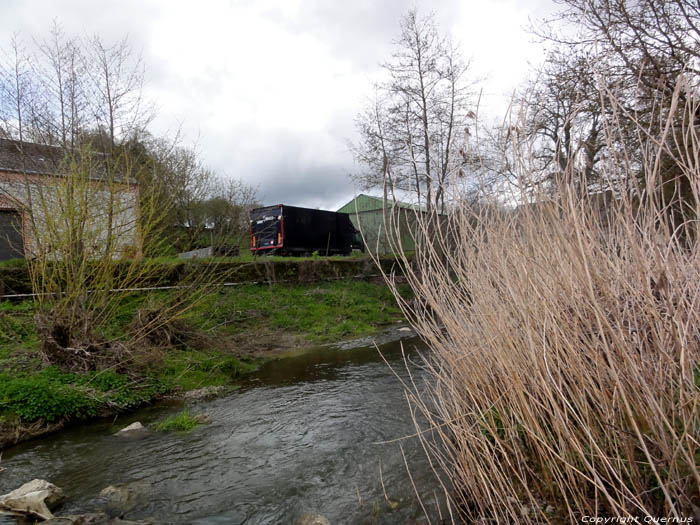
left=0, top=329, right=448, bottom=524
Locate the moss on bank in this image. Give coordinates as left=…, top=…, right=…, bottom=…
left=0, top=278, right=409, bottom=447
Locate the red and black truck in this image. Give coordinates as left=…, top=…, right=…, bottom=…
left=250, top=204, right=362, bottom=256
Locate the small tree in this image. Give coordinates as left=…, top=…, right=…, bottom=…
left=204, top=177, right=259, bottom=252
left=0, top=28, right=218, bottom=370
left=20, top=144, right=176, bottom=369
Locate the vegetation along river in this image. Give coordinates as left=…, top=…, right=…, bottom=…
left=0, top=331, right=447, bottom=524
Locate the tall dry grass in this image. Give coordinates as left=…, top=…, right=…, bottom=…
left=380, top=80, right=700, bottom=522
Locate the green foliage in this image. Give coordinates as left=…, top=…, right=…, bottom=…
left=0, top=367, right=165, bottom=423
left=155, top=408, right=206, bottom=432
left=0, top=369, right=98, bottom=422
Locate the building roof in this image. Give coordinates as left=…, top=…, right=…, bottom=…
left=0, top=138, right=136, bottom=184
left=0, top=139, right=65, bottom=176
left=337, top=194, right=427, bottom=214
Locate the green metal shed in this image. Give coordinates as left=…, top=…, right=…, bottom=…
left=337, top=194, right=421, bottom=254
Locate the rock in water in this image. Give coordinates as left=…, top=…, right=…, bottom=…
left=117, top=422, right=144, bottom=433
left=44, top=513, right=109, bottom=524
left=296, top=513, right=331, bottom=525
left=99, top=481, right=151, bottom=512
left=114, top=422, right=149, bottom=438
left=0, top=479, right=64, bottom=520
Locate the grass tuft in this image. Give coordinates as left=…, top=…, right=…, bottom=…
left=155, top=409, right=207, bottom=432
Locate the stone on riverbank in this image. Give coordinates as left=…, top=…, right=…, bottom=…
left=295, top=513, right=331, bottom=525
left=0, top=479, right=64, bottom=520
left=183, top=385, right=228, bottom=401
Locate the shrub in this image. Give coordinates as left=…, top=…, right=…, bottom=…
left=0, top=371, right=97, bottom=422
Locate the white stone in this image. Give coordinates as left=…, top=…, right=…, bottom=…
left=115, top=422, right=146, bottom=434
left=183, top=386, right=227, bottom=401
left=296, top=513, right=331, bottom=525
left=0, top=479, right=64, bottom=520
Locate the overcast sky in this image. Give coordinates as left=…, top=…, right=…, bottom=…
left=1, top=0, right=554, bottom=210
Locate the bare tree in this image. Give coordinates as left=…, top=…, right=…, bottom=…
left=1, top=25, right=150, bottom=151
left=548, top=0, right=700, bottom=97
left=86, top=35, right=151, bottom=152
left=533, top=0, right=700, bottom=229
left=516, top=48, right=608, bottom=196
left=353, top=9, right=476, bottom=214
left=0, top=35, right=33, bottom=142
left=31, top=23, right=85, bottom=148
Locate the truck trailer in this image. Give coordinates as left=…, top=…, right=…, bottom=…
left=250, top=204, right=362, bottom=256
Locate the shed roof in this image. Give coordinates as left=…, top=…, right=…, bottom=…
left=0, top=138, right=136, bottom=184
left=337, top=194, right=426, bottom=214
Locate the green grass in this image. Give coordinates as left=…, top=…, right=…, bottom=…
left=188, top=279, right=410, bottom=344
left=0, top=278, right=409, bottom=354
left=154, top=350, right=257, bottom=391
left=0, top=300, right=40, bottom=369
left=155, top=408, right=207, bottom=432
left=0, top=257, right=27, bottom=268
left=144, top=250, right=367, bottom=265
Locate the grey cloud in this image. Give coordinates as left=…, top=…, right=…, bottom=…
left=278, top=0, right=462, bottom=71
left=0, top=0, right=553, bottom=211
left=202, top=126, right=357, bottom=210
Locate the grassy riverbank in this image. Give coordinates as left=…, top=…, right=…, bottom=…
left=0, top=278, right=410, bottom=448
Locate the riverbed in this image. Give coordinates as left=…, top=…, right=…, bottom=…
left=0, top=332, right=448, bottom=524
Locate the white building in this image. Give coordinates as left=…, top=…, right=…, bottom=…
left=0, top=138, right=140, bottom=261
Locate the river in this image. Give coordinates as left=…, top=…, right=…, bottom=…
left=0, top=330, right=449, bottom=524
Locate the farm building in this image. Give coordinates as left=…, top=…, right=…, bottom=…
left=0, top=138, right=140, bottom=261
left=337, top=194, right=428, bottom=254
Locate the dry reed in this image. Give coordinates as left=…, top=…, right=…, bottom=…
left=378, top=80, right=700, bottom=522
